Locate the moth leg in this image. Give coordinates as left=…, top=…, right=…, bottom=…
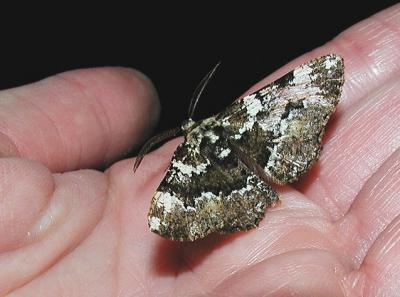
left=133, top=126, right=181, bottom=172
left=229, top=141, right=285, bottom=186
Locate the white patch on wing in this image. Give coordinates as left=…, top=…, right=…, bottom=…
left=292, top=64, right=313, bottom=85
left=234, top=95, right=264, bottom=136
left=279, top=118, right=290, bottom=135
left=202, top=191, right=215, bottom=199
left=238, top=118, right=256, bottom=134
left=222, top=117, right=230, bottom=127
left=155, top=191, right=185, bottom=213
left=265, top=144, right=279, bottom=172
left=204, top=130, right=219, bottom=143
left=218, top=147, right=231, bottom=159
left=149, top=216, right=161, bottom=231
left=324, top=56, right=339, bottom=69
left=172, top=160, right=209, bottom=177
left=236, top=183, right=253, bottom=195
left=243, top=94, right=263, bottom=117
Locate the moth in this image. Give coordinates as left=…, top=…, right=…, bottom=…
left=135, top=54, right=344, bottom=241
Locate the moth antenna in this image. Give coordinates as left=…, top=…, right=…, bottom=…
left=188, top=61, right=221, bottom=119
left=133, top=126, right=182, bottom=172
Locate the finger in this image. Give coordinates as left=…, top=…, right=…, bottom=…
left=0, top=159, right=108, bottom=295
left=335, top=148, right=400, bottom=264
left=0, top=67, right=159, bottom=172
left=0, top=158, right=54, bottom=253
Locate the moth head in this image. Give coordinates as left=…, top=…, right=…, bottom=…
left=181, top=118, right=196, bottom=132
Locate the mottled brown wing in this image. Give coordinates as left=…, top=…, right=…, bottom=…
left=148, top=122, right=279, bottom=241
left=148, top=54, right=344, bottom=241
left=217, top=54, right=344, bottom=184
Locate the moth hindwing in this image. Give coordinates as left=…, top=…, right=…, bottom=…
left=147, top=54, right=344, bottom=241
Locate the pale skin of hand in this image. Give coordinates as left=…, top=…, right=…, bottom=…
left=1, top=5, right=400, bottom=297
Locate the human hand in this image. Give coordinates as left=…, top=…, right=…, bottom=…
left=2, top=4, right=400, bottom=296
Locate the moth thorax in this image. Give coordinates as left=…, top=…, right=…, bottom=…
left=181, top=118, right=196, bottom=132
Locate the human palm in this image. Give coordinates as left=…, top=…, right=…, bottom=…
left=2, top=5, right=400, bottom=296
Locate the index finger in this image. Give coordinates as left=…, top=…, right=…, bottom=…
left=0, top=67, right=159, bottom=172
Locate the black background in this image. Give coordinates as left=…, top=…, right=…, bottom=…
left=0, top=2, right=397, bottom=136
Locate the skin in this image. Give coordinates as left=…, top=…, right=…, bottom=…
left=1, top=4, right=400, bottom=296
